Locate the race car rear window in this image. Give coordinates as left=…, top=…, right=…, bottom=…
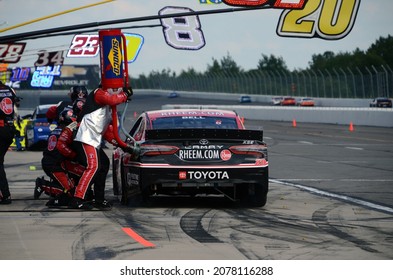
left=152, top=116, right=238, bottom=129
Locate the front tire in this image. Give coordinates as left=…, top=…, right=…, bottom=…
left=24, top=129, right=30, bottom=150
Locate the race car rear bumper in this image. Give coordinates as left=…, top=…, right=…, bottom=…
left=136, top=165, right=268, bottom=188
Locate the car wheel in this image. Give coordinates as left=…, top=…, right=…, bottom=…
left=234, top=183, right=249, bottom=205
left=24, top=129, right=30, bottom=150
left=252, top=183, right=268, bottom=207
left=120, top=166, right=129, bottom=206
left=112, top=154, right=119, bottom=196
left=121, top=184, right=129, bottom=205
left=248, top=171, right=269, bottom=207
left=140, top=184, right=151, bottom=205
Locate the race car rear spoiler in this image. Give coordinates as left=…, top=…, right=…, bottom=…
left=145, top=128, right=263, bottom=142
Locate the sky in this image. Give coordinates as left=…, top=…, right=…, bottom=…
left=1, top=0, right=392, bottom=77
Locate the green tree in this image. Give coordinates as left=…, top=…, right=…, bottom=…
left=309, top=51, right=335, bottom=70
left=179, top=67, right=202, bottom=78
left=367, top=35, right=393, bottom=67
left=206, top=52, right=243, bottom=76
left=257, top=54, right=289, bottom=73
left=309, top=35, right=392, bottom=71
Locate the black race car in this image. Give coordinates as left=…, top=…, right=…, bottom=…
left=112, top=109, right=268, bottom=207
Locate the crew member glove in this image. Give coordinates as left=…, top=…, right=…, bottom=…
left=123, top=86, right=133, bottom=101
left=122, top=143, right=134, bottom=154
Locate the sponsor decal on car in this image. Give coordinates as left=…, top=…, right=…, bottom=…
left=127, top=173, right=139, bottom=185
left=220, top=149, right=232, bottom=161
left=178, top=144, right=232, bottom=160
left=179, top=149, right=220, bottom=160
left=179, top=170, right=229, bottom=180
left=159, top=111, right=225, bottom=117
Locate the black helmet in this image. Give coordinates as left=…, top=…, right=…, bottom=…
left=58, top=108, right=76, bottom=126
left=72, top=98, right=86, bottom=116
left=69, top=86, right=88, bottom=102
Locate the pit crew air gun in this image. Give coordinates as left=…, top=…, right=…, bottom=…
left=98, top=29, right=136, bottom=150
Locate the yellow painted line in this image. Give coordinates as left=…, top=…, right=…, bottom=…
left=0, top=0, right=115, bottom=33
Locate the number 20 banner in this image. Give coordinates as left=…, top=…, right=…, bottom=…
left=223, top=0, right=361, bottom=40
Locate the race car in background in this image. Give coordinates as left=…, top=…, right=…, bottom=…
left=112, top=109, right=269, bottom=207
left=369, top=97, right=392, bottom=108
left=24, top=104, right=57, bottom=150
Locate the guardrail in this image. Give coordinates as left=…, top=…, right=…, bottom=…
left=155, top=90, right=393, bottom=128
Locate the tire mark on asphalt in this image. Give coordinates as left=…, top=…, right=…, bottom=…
left=180, top=208, right=222, bottom=243
left=312, top=203, right=379, bottom=253
left=70, top=217, right=94, bottom=260
left=225, top=209, right=318, bottom=244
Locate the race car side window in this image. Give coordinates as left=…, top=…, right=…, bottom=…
left=134, top=121, right=145, bottom=141
left=129, top=117, right=142, bottom=137
left=129, top=117, right=146, bottom=141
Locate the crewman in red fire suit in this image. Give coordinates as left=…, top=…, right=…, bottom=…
left=69, top=86, right=132, bottom=209
left=36, top=98, right=88, bottom=206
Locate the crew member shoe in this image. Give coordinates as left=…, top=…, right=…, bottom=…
left=92, top=199, right=112, bottom=210
left=46, top=193, right=71, bottom=207
left=0, top=196, right=12, bottom=204
left=34, top=177, right=44, bottom=199
left=68, top=197, right=93, bottom=210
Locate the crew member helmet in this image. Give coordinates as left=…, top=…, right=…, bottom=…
left=69, top=86, right=88, bottom=102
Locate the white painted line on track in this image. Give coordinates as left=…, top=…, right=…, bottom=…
left=274, top=178, right=393, bottom=182
left=345, top=146, right=364, bottom=150
left=269, top=178, right=393, bottom=214
left=298, top=141, right=313, bottom=145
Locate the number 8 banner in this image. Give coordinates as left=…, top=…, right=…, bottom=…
left=159, top=6, right=206, bottom=50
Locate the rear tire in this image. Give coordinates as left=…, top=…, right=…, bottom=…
left=253, top=183, right=267, bottom=207
left=252, top=172, right=269, bottom=207
left=121, top=184, right=129, bottom=205
left=140, top=184, right=150, bottom=203
left=120, top=163, right=129, bottom=206
left=112, top=155, right=119, bottom=196
left=235, top=183, right=249, bottom=205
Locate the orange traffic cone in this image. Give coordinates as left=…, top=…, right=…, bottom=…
left=134, top=111, right=137, bottom=118
left=292, top=119, right=297, bottom=127
left=349, top=122, right=354, bottom=132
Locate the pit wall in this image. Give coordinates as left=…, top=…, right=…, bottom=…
left=153, top=90, right=393, bottom=128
